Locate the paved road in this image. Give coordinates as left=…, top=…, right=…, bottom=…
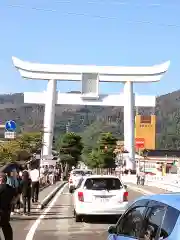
left=8, top=182, right=63, bottom=240
left=5, top=183, right=169, bottom=240
left=25, top=184, right=144, bottom=240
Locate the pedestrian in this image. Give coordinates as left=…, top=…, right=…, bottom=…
left=48, top=166, right=55, bottom=185
left=44, top=165, right=49, bottom=184
left=20, top=171, right=32, bottom=215
left=15, top=172, right=22, bottom=213
left=141, top=172, right=145, bottom=186
left=55, top=167, right=59, bottom=182
left=29, top=167, right=40, bottom=203
left=6, top=170, right=20, bottom=215
left=0, top=172, right=18, bottom=240
left=136, top=173, right=140, bottom=185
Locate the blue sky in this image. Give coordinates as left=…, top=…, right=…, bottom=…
left=0, top=0, right=180, bottom=96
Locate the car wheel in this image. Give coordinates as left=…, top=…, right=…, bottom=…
left=74, top=210, right=83, bottom=222
left=69, top=188, right=73, bottom=193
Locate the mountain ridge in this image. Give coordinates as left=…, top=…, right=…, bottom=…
left=0, top=91, right=179, bottom=148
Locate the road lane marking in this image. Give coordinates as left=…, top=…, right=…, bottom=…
left=25, top=183, right=68, bottom=240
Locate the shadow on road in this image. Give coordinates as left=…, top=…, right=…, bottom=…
left=84, top=215, right=119, bottom=224
left=11, top=212, right=119, bottom=224
left=11, top=213, right=74, bottom=221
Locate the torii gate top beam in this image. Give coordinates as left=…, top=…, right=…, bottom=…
left=12, top=57, right=170, bottom=82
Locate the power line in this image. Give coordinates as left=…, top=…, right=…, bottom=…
left=3, top=3, right=180, bottom=28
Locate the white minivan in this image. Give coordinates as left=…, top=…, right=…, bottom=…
left=73, top=175, right=128, bottom=222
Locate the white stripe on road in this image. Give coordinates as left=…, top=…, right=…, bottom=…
left=25, top=183, right=68, bottom=240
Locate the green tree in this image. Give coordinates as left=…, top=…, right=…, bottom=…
left=0, top=132, right=42, bottom=164
left=85, top=149, right=105, bottom=168
left=81, top=121, right=123, bottom=155
left=18, top=132, right=42, bottom=153
left=0, top=140, right=21, bottom=164
left=85, top=132, right=117, bottom=168
left=57, top=132, right=84, bottom=173
left=60, top=154, right=75, bottom=169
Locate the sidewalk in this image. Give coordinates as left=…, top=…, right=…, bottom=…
left=38, top=181, right=63, bottom=204
left=122, top=175, right=180, bottom=192
left=11, top=181, right=63, bottom=218
left=127, top=182, right=171, bottom=195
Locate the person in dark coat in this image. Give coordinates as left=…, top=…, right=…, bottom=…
left=15, top=172, right=22, bottom=213
left=0, top=172, right=17, bottom=240
left=6, top=170, right=20, bottom=215
left=20, top=171, right=32, bottom=215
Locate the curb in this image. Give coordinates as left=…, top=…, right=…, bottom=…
left=40, top=182, right=66, bottom=209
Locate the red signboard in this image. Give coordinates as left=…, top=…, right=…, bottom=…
left=135, top=138, right=145, bottom=149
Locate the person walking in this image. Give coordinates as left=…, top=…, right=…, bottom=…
left=29, top=167, right=40, bottom=203
left=15, top=172, right=22, bottom=214
left=48, top=166, right=55, bottom=185
left=136, top=172, right=140, bottom=185
left=20, top=171, right=32, bottom=215
left=6, top=171, right=19, bottom=215
left=0, top=172, right=18, bottom=240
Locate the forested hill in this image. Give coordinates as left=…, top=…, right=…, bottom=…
left=0, top=90, right=180, bottom=148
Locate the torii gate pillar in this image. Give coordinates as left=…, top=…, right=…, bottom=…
left=124, top=81, right=134, bottom=162
left=43, top=79, right=57, bottom=156
left=12, top=57, right=170, bottom=169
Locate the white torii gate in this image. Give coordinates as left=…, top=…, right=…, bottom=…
left=12, top=57, right=170, bottom=169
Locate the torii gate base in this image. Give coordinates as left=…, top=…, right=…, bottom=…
left=12, top=57, right=170, bottom=170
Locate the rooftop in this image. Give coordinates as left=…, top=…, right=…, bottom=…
left=143, top=149, right=180, bottom=158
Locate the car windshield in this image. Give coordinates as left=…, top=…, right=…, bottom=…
left=72, top=170, right=85, bottom=176
left=84, top=178, right=123, bottom=190
left=84, top=171, right=92, bottom=175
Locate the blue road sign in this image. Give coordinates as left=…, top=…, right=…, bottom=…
left=5, top=120, right=16, bottom=132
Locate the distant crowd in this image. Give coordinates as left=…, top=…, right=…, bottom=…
left=7, top=164, right=62, bottom=215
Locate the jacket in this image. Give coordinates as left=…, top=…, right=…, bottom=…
left=6, top=176, right=19, bottom=188
left=20, top=178, right=32, bottom=197
left=0, top=184, right=17, bottom=222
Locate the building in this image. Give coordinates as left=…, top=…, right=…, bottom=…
left=141, top=149, right=180, bottom=174
left=135, top=115, right=156, bottom=150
